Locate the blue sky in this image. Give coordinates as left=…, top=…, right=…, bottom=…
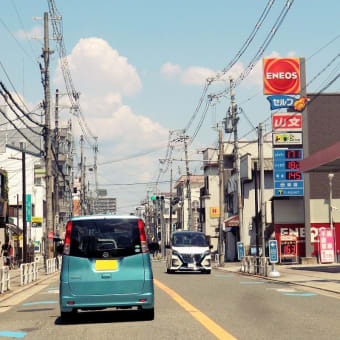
left=0, top=0, right=339, bottom=213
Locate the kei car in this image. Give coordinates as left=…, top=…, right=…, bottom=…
left=59, top=215, right=154, bottom=321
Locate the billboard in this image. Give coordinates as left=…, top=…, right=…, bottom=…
left=263, top=58, right=301, bottom=95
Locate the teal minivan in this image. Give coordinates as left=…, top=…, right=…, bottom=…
left=59, top=215, right=154, bottom=322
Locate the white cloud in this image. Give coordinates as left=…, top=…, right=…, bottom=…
left=53, top=37, right=169, bottom=204
left=54, top=37, right=142, bottom=97
left=181, top=66, right=216, bottom=85
left=160, top=62, right=182, bottom=77
left=15, top=26, right=43, bottom=40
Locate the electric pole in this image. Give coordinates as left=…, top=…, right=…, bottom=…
left=42, top=11, right=53, bottom=260
left=230, top=78, right=244, bottom=246
left=218, top=127, right=225, bottom=266
left=259, top=123, right=266, bottom=257
left=169, top=159, right=173, bottom=243
left=21, top=144, right=27, bottom=263
left=80, top=135, right=85, bottom=215
left=183, top=135, right=192, bottom=229
left=54, top=89, right=59, bottom=241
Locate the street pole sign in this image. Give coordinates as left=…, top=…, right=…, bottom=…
left=26, top=194, right=32, bottom=222
left=269, top=240, right=279, bottom=263
left=237, top=241, right=245, bottom=261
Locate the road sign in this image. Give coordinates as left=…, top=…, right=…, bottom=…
left=269, top=240, right=278, bottom=263
left=237, top=242, right=244, bottom=261
left=275, top=188, right=304, bottom=196
left=26, top=194, right=32, bottom=222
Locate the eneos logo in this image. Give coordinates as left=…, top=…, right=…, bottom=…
left=263, top=58, right=300, bottom=95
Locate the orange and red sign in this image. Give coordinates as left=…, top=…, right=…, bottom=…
left=272, top=113, right=302, bottom=131
left=263, top=58, right=301, bottom=95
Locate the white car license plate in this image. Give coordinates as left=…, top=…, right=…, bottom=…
left=188, top=263, right=194, bottom=268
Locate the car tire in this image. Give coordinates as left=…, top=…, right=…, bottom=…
left=167, top=268, right=174, bottom=274
left=202, top=269, right=211, bottom=274
left=142, top=308, right=154, bottom=321
left=60, top=311, right=74, bottom=323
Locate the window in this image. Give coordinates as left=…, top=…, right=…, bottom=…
left=70, top=218, right=141, bottom=258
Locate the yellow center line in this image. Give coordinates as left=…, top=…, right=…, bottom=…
left=154, top=279, right=238, bottom=340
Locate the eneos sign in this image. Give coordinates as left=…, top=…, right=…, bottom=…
left=263, top=58, right=300, bottom=95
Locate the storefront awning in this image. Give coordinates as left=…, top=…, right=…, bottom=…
left=300, top=141, right=340, bottom=173
left=224, top=215, right=239, bottom=227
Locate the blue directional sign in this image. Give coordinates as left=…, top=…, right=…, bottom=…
left=269, top=240, right=278, bottom=264
left=237, top=242, right=245, bottom=261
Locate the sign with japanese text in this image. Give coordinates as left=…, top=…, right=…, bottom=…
left=263, top=58, right=301, bottom=95
left=267, top=95, right=297, bottom=110
left=279, top=234, right=298, bottom=263
left=26, top=194, right=31, bottom=222
left=210, top=207, right=220, bottom=218
left=269, top=240, right=278, bottom=263
left=273, top=149, right=304, bottom=196
left=237, top=242, right=244, bottom=261
left=275, top=223, right=340, bottom=258
left=272, top=113, right=302, bottom=131
left=319, top=228, right=335, bottom=263
left=273, top=132, right=302, bottom=146
left=32, top=216, right=42, bottom=228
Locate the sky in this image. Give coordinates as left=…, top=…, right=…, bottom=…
left=0, top=0, right=339, bottom=213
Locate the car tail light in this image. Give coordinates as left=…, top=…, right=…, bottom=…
left=63, top=221, right=73, bottom=255
left=137, top=219, right=149, bottom=253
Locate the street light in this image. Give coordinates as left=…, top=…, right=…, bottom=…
left=328, top=173, right=334, bottom=230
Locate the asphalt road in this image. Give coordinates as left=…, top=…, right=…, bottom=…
left=0, top=261, right=340, bottom=339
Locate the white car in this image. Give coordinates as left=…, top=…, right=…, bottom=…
left=166, top=231, right=212, bottom=274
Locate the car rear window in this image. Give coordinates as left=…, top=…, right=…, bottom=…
left=69, top=218, right=141, bottom=258
left=172, top=232, right=208, bottom=247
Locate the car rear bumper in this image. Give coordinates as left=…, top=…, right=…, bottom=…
left=60, top=280, right=154, bottom=312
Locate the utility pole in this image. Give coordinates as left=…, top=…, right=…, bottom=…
left=80, top=135, right=85, bottom=215
left=21, top=144, right=27, bottom=263
left=183, top=135, right=192, bottom=229
left=54, top=89, right=59, bottom=242
left=42, top=11, right=53, bottom=260
left=169, top=160, right=173, bottom=243
left=218, top=127, right=225, bottom=266
left=93, top=138, right=98, bottom=214
left=258, top=123, right=266, bottom=257
left=230, top=78, right=244, bottom=246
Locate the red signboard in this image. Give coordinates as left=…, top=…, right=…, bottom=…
left=263, top=58, right=301, bottom=95
left=319, top=228, right=335, bottom=263
left=275, top=223, right=340, bottom=258
left=272, top=113, right=302, bottom=131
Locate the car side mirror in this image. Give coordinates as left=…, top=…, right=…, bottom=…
left=209, top=245, right=213, bottom=249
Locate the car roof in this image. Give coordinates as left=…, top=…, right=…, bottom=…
left=70, top=215, right=141, bottom=221
left=172, top=231, right=205, bottom=235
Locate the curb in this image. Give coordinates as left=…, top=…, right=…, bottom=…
left=0, top=271, right=60, bottom=303
left=214, top=266, right=340, bottom=296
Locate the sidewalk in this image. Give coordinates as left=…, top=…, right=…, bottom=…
left=215, top=262, right=340, bottom=295
left=0, top=265, right=60, bottom=303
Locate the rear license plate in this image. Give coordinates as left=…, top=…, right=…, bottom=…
left=188, top=263, right=194, bottom=268
left=95, top=260, right=118, bottom=271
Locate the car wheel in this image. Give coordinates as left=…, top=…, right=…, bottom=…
left=167, top=268, right=174, bottom=274
left=202, top=269, right=211, bottom=274
left=61, top=311, right=74, bottom=323
left=142, top=308, right=154, bottom=321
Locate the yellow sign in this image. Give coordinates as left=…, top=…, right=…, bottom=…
left=32, top=217, right=43, bottom=223
left=12, top=235, right=23, bottom=241
left=210, top=207, right=220, bottom=218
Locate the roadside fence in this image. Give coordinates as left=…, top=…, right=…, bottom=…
left=240, top=256, right=269, bottom=277
left=20, top=262, right=39, bottom=286
left=0, top=266, right=10, bottom=293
